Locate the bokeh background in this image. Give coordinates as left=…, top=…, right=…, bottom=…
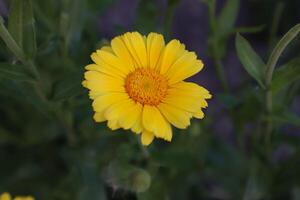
left=0, top=0, right=300, bottom=199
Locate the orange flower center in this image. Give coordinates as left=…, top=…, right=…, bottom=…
left=125, top=68, right=168, bottom=106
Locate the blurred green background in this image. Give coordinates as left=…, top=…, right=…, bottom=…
left=0, top=0, right=300, bottom=199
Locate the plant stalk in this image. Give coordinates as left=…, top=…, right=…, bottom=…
left=215, top=58, right=229, bottom=92
left=264, top=23, right=300, bottom=149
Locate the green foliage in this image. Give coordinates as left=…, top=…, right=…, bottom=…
left=51, top=71, right=84, bottom=101
left=272, top=57, right=300, bottom=92
left=273, top=110, right=300, bottom=127
left=0, top=62, right=34, bottom=82
left=217, top=0, right=239, bottom=39
left=235, top=33, right=266, bottom=88
left=206, top=0, right=240, bottom=59
left=0, top=16, right=26, bottom=63
left=8, top=0, right=37, bottom=59
left=8, top=0, right=23, bottom=47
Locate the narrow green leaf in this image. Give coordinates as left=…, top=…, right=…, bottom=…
left=272, top=57, right=300, bottom=92
left=217, top=0, right=239, bottom=37
left=265, top=23, right=300, bottom=86
left=235, top=33, right=266, bottom=88
left=8, top=0, right=36, bottom=59
left=8, top=0, right=23, bottom=47
left=23, top=0, right=37, bottom=58
left=0, top=17, right=27, bottom=63
left=0, top=62, right=34, bottom=81
left=234, top=25, right=265, bottom=34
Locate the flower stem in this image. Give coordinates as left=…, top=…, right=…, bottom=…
left=268, top=2, right=285, bottom=49
left=264, top=23, right=300, bottom=150
left=215, top=58, right=229, bottom=92
left=205, top=0, right=229, bottom=92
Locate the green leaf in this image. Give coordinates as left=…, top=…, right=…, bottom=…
left=0, top=62, right=34, bottom=81
left=217, top=0, right=239, bottom=37
left=8, top=0, right=23, bottom=47
left=272, top=57, right=300, bottom=92
left=0, top=81, right=51, bottom=116
left=8, top=0, right=37, bottom=59
left=265, top=23, right=300, bottom=86
left=234, top=25, right=265, bottom=34
left=23, top=0, right=37, bottom=58
left=235, top=33, right=266, bottom=88
left=0, top=17, right=26, bottom=63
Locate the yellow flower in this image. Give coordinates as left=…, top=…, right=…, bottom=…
left=83, top=32, right=212, bottom=146
left=0, top=193, right=34, bottom=200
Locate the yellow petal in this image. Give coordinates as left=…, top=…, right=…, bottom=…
left=158, top=103, right=192, bottom=129
left=84, top=71, right=125, bottom=94
left=111, top=36, right=135, bottom=70
left=101, top=46, right=114, bottom=54
left=169, top=81, right=212, bottom=99
left=141, top=131, right=154, bottom=146
left=163, top=81, right=210, bottom=119
left=92, top=93, right=129, bottom=113
left=131, top=109, right=143, bottom=134
left=142, top=105, right=172, bottom=141
left=0, top=193, right=11, bottom=200
left=88, top=90, right=103, bottom=100
left=122, top=102, right=143, bottom=129
left=129, top=32, right=148, bottom=67
left=82, top=80, right=88, bottom=88
left=96, top=49, right=132, bottom=75
left=105, top=99, right=142, bottom=130
left=122, top=32, right=144, bottom=68
left=146, top=32, right=165, bottom=69
left=14, top=197, right=34, bottom=200
left=158, top=39, right=185, bottom=74
left=90, top=54, right=125, bottom=78
left=166, top=52, right=204, bottom=84
left=193, top=110, right=205, bottom=119
left=107, top=119, right=120, bottom=130
left=93, top=112, right=106, bottom=122
left=163, top=95, right=206, bottom=112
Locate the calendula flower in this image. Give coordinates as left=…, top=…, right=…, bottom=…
left=0, top=193, right=34, bottom=200
left=83, top=32, right=211, bottom=146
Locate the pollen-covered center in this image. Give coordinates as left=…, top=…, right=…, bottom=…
left=125, top=68, right=168, bottom=106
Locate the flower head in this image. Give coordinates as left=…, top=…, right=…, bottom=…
left=83, top=32, right=212, bottom=146
left=0, top=193, right=34, bottom=200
